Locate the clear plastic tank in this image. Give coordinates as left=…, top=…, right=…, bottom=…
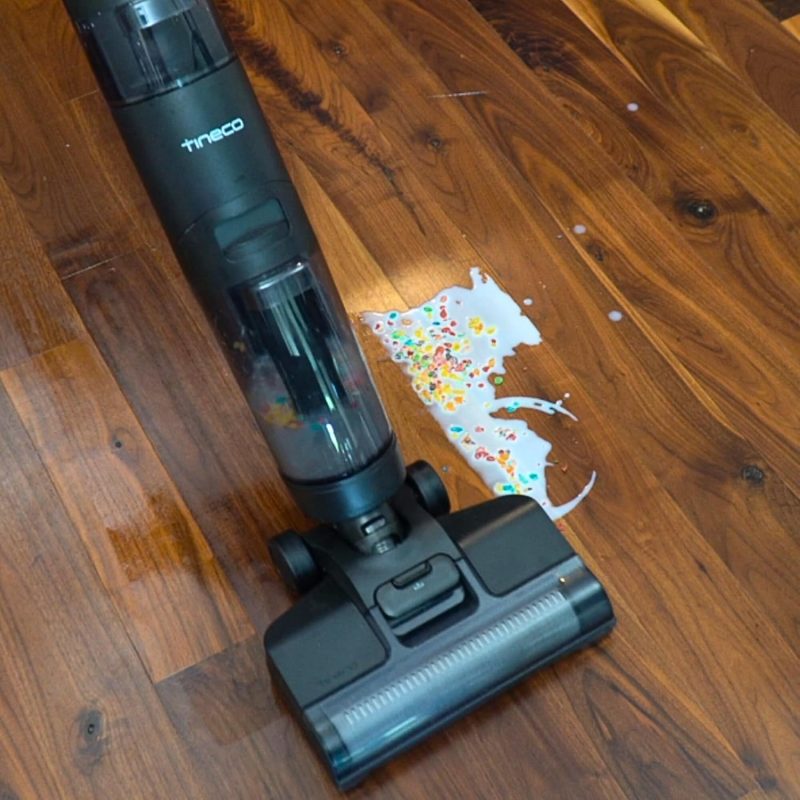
left=228, top=255, right=394, bottom=484
left=76, top=0, right=235, bottom=104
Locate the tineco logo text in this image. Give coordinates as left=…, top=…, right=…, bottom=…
left=181, top=117, right=245, bottom=153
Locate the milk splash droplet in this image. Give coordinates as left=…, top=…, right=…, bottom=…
left=608, top=310, right=624, bottom=322
left=362, top=268, right=596, bottom=519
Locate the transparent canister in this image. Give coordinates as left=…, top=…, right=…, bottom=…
left=227, top=253, right=394, bottom=485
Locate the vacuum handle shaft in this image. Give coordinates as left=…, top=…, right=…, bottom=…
left=63, top=0, right=405, bottom=521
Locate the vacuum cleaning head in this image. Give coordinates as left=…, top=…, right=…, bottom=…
left=266, top=471, right=615, bottom=789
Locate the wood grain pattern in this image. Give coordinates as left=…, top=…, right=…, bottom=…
left=559, top=0, right=800, bottom=228
left=1, top=339, right=253, bottom=681
left=470, top=0, right=800, bottom=653
left=9, top=0, right=98, bottom=103
left=0, top=47, right=139, bottom=276
left=0, top=382, right=204, bottom=799
left=0, top=0, right=798, bottom=797
left=657, top=0, right=800, bottom=134
left=471, top=0, right=800, bottom=344
left=64, top=248, right=300, bottom=632
left=0, top=180, right=82, bottom=370
left=354, top=0, right=800, bottom=487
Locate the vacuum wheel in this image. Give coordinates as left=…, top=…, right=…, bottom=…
left=406, top=460, right=451, bottom=517
left=268, top=530, right=321, bottom=594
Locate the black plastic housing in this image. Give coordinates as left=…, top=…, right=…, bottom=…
left=265, top=491, right=615, bottom=789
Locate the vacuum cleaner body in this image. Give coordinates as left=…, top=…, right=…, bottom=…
left=68, top=0, right=406, bottom=521
left=62, top=0, right=615, bottom=789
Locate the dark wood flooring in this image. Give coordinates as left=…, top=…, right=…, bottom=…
left=0, top=1, right=798, bottom=798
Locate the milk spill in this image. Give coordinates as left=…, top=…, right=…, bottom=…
left=362, top=268, right=596, bottom=519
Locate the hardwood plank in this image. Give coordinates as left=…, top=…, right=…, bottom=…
left=0, top=380, right=203, bottom=799
left=8, top=0, right=98, bottom=103
left=656, top=0, right=800, bottom=134
left=66, top=91, right=172, bottom=254
left=64, top=248, right=301, bottom=632
left=0, top=44, right=139, bottom=276
left=564, top=463, right=800, bottom=797
left=1, top=338, right=253, bottom=681
left=784, top=13, right=800, bottom=37
left=470, top=0, right=800, bottom=348
left=0, top=182, right=83, bottom=370
left=553, top=637, right=757, bottom=800
left=155, top=638, right=346, bottom=800
left=557, top=0, right=800, bottom=229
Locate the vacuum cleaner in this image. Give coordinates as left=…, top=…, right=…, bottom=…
left=63, top=0, right=615, bottom=788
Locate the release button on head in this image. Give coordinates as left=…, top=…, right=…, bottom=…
left=377, top=555, right=460, bottom=620
left=392, top=561, right=432, bottom=588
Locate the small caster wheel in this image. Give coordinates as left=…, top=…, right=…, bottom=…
left=406, top=460, right=451, bottom=517
left=268, top=530, right=321, bottom=594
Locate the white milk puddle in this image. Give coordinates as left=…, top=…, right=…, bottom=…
left=363, top=268, right=596, bottom=519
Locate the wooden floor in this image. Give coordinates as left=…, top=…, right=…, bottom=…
left=1, top=1, right=799, bottom=798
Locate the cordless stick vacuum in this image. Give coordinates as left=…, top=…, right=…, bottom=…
left=63, top=0, right=615, bottom=789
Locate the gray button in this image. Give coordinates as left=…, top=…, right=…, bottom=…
left=392, top=561, right=432, bottom=589
left=376, top=556, right=460, bottom=620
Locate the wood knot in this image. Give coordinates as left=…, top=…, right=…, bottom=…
left=74, top=707, right=109, bottom=775
left=676, top=195, right=718, bottom=225
left=82, top=708, right=103, bottom=741
left=427, top=134, right=445, bottom=152
left=687, top=199, right=717, bottom=220
left=110, top=428, right=130, bottom=453
left=587, top=242, right=606, bottom=262
left=740, top=464, right=765, bottom=485
left=326, top=40, right=347, bottom=59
